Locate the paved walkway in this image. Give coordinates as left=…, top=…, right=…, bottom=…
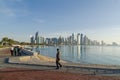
left=4, top=57, right=120, bottom=76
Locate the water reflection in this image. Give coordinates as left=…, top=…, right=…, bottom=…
left=59, top=45, right=87, bottom=63
left=77, top=45, right=80, bottom=60
left=31, top=45, right=120, bottom=65
left=33, top=45, right=87, bottom=63
left=76, top=45, right=87, bottom=62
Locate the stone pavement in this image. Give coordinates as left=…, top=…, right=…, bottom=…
left=7, top=55, right=120, bottom=76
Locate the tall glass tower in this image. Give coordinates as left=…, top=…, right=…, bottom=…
left=77, top=33, right=80, bottom=45
left=72, top=33, right=74, bottom=44
left=35, top=31, right=39, bottom=44
left=80, top=33, right=83, bottom=45
left=30, top=35, right=35, bottom=45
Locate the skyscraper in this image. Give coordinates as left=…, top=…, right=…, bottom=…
left=83, top=35, right=88, bottom=45
left=39, top=36, right=44, bottom=44
left=101, top=40, right=105, bottom=46
left=80, top=33, right=83, bottom=45
left=36, top=36, right=40, bottom=44
left=30, top=35, right=35, bottom=45
left=77, top=33, right=80, bottom=45
left=35, top=31, right=39, bottom=44
left=72, top=33, right=74, bottom=44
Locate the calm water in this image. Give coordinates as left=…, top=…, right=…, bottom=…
left=32, top=45, right=120, bottom=65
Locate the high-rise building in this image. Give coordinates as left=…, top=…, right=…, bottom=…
left=77, top=33, right=80, bottom=45
left=30, top=35, right=35, bottom=44
left=112, top=42, right=118, bottom=46
left=45, top=38, right=50, bottom=45
left=101, top=40, right=106, bottom=46
left=58, top=36, right=62, bottom=45
left=52, top=38, right=58, bottom=44
left=39, top=36, right=44, bottom=44
left=80, top=33, right=83, bottom=45
left=64, top=38, right=68, bottom=45
left=69, top=36, right=72, bottom=45
left=36, top=36, right=39, bottom=44
left=83, top=35, right=88, bottom=45
left=35, top=31, right=39, bottom=44
left=34, top=36, right=45, bottom=45
left=67, top=36, right=71, bottom=45
left=72, top=33, right=74, bottom=44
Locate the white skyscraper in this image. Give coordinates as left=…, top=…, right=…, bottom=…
left=83, top=35, right=88, bottom=45
left=72, top=33, right=74, bottom=44
left=77, top=33, right=80, bottom=45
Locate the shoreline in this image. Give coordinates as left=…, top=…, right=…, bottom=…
left=7, top=49, right=120, bottom=76
left=8, top=48, right=120, bottom=69
left=1, top=47, right=120, bottom=69
left=1, top=48, right=120, bottom=76
left=1, top=48, right=120, bottom=80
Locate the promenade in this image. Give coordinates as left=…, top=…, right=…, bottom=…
left=0, top=48, right=120, bottom=80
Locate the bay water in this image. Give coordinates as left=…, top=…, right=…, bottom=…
left=32, top=45, right=120, bottom=65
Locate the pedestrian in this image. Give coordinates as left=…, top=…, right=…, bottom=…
left=10, top=46, right=14, bottom=56
left=18, top=47, right=23, bottom=56
left=14, top=46, right=18, bottom=56
left=56, top=48, right=62, bottom=69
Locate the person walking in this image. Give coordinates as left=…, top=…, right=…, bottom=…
left=56, top=48, right=62, bottom=69
left=14, top=46, right=18, bottom=56
left=10, top=46, right=14, bottom=56
left=18, top=47, right=23, bottom=56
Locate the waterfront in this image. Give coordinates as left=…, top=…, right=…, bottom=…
left=1, top=46, right=120, bottom=80
left=32, top=45, right=120, bottom=66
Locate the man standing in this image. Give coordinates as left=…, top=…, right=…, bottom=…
left=10, top=46, right=14, bottom=56
left=56, top=48, right=62, bottom=69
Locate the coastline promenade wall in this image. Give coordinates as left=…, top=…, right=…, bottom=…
left=8, top=49, right=57, bottom=65
left=8, top=49, right=120, bottom=71
left=9, top=49, right=40, bottom=63
left=22, top=49, right=38, bottom=56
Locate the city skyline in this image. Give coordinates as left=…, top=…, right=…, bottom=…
left=0, top=0, right=120, bottom=44
left=30, top=32, right=119, bottom=46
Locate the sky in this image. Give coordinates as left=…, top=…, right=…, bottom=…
left=0, top=0, right=120, bottom=44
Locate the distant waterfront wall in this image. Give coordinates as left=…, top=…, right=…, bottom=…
left=22, top=49, right=38, bottom=56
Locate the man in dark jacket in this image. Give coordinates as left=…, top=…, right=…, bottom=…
left=56, top=48, right=62, bottom=69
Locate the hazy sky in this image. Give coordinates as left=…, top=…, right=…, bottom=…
left=0, top=0, right=120, bottom=44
